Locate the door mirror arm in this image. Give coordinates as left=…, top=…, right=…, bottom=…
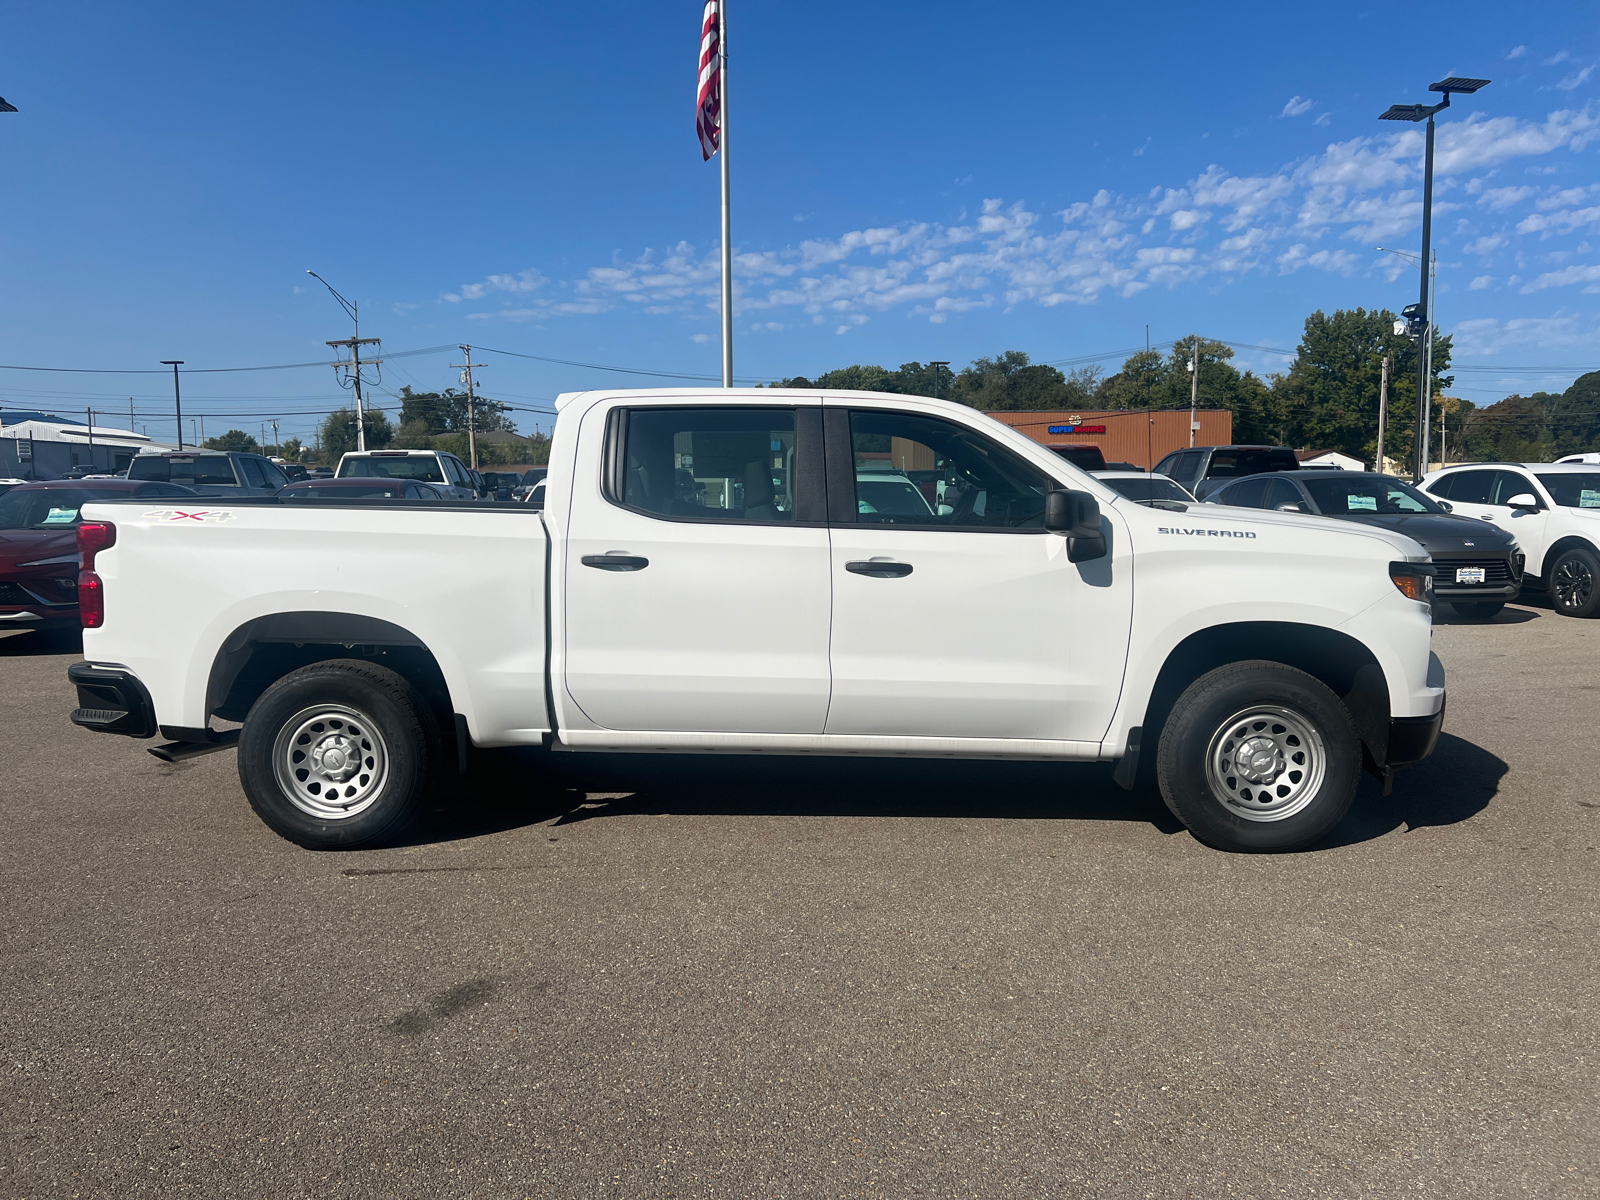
left=1504, top=493, right=1541, bottom=510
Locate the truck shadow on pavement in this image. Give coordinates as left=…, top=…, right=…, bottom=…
left=410, top=730, right=1504, bottom=852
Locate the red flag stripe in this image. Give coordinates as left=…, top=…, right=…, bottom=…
left=696, top=0, right=721, bottom=161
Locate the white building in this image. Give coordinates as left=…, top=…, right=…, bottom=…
left=1295, top=449, right=1367, bottom=472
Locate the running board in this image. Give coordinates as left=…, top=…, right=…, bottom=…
left=148, top=730, right=240, bottom=762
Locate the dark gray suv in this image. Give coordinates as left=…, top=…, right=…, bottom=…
left=127, top=451, right=290, bottom=496
left=1153, top=444, right=1300, bottom=500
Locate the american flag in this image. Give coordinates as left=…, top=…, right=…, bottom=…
left=696, top=0, right=721, bottom=160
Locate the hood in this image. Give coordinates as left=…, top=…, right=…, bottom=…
left=1328, top=511, right=1517, bottom=553
left=1148, top=500, right=1426, bottom=559
left=0, top=527, right=79, bottom=572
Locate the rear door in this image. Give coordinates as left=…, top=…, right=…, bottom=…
left=563, top=401, right=832, bottom=734
left=823, top=405, right=1132, bottom=743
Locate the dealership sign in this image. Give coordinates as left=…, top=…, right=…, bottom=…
left=1047, top=424, right=1107, bottom=435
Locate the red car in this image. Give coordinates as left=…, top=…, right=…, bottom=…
left=0, top=479, right=197, bottom=630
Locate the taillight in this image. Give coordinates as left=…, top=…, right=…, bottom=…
left=1389, top=561, right=1434, bottom=603
left=77, top=521, right=116, bottom=567
left=76, top=522, right=115, bottom=628
left=78, top=571, right=104, bottom=627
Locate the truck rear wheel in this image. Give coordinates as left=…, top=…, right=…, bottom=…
left=238, top=659, right=437, bottom=850
left=1156, top=661, right=1360, bottom=852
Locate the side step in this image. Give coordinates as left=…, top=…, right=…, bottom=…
left=148, top=730, right=240, bottom=763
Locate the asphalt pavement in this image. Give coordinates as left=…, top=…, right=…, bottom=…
left=2, top=602, right=1596, bottom=1198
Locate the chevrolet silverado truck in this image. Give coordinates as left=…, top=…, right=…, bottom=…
left=66, top=388, right=1446, bottom=853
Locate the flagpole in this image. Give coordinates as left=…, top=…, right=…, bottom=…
left=718, top=0, right=733, bottom=388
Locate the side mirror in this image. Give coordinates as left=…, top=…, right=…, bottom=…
left=1045, top=490, right=1106, bottom=562
left=1505, top=492, right=1539, bottom=510
left=1436, top=499, right=1453, bottom=513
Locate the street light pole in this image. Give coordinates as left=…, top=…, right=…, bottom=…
left=929, top=361, right=950, bottom=400
left=307, top=271, right=379, bottom=452
left=1380, top=76, right=1489, bottom=480
left=160, top=360, right=185, bottom=449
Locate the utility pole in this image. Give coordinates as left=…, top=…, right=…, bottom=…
left=451, top=345, right=488, bottom=469
left=199, top=415, right=205, bottom=446
left=160, top=361, right=184, bottom=449
left=929, top=361, right=949, bottom=399
left=308, top=271, right=380, bottom=453
left=86, top=408, right=94, bottom=457
left=129, top=398, right=135, bottom=436
left=1377, top=354, right=1390, bottom=474
left=272, top=420, right=280, bottom=458
left=1188, top=335, right=1200, bottom=447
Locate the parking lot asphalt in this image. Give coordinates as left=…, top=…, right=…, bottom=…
left=2, top=602, right=1597, bottom=1199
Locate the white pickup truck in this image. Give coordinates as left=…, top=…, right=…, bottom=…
left=67, top=388, right=1446, bottom=853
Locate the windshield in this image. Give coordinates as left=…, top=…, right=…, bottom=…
left=0, top=488, right=109, bottom=529
left=127, top=455, right=238, bottom=485
left=285, top=484, right=408, bottom=499
left=1205, top=449, right=1298, bottom=478
left=856, top=475, right=935, bottom=516
left=1102, top=475, right=1192, bottom=504
left=1302, top=476, right=1441, bottom=515
left=1534, top=472, right=1600, bottom=509
left=339, top=456, right=445, bottom=482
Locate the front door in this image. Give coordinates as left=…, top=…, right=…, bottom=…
left=563, top=403, right=832, bottom=734
left=1437, top=468, right=1552, bottom=574
left=823, top=406, right=1133, bottom=744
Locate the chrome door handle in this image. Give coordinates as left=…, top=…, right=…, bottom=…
left=581, top=554, right=649, bottom=571
left=845, top=560, right=913, bottom=578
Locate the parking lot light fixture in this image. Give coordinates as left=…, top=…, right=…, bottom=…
left=1378, top=77, right=1490, bottom=480
left=929, top=362, right=950, bottom=400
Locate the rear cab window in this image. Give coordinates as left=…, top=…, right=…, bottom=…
left=128, top=456, right=238, bottom=486
left=613, top=407, right=801, bottom=524
left=340, top=455, right=446, bottom=483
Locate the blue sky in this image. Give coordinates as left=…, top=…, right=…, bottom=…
left=0, top=1, right=1597, bottom=445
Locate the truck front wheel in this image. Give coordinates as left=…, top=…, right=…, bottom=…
left=238, top=659, right=437, bottom=850
left=1156, top=662, right=1360, bottom=852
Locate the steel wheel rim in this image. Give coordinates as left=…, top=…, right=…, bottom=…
left=272, top=705, right=390, bottom=821
left=1204, top=704, right=1326, bottom=823
left=1554, top=557, right=1594, bottom=610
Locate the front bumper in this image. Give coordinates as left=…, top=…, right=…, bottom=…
left=68, top=663, right=158, bottom=739
left=1386, top=702, right=1444, bottom=768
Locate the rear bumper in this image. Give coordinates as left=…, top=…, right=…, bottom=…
left=68, top=663, right=158, bottom=739
left=1386, top=702, right=1444, bottom=768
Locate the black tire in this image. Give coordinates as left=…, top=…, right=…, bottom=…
left=1156, top=661, right=1361, bottom=853
left=1549, top=547, right=1600, bottom=618
left=237, top=659, right=437, bottom=850
left=1450, top=600, right=1505, bottom=620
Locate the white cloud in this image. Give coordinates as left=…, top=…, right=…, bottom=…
left=1451, top=314, right=1600, bottom=355
left=1520, top=263, right=1600, bottom=291
left=439, top=104, right=1600, bottom=330
left=1470, top=275, right=1492, bottom=289
left=1545, top=50, right=1570, bottom=66
left=1281, top=96, right=1314, bottom=118
left=690, top=333, right=710, bottom=344
left=1518, top=206, right=1600, bottom=234
left=1508, top=45, right=1528, bottom=60
left=1557, top=65, right=1595, bottom=92
left=1478, top=185, right=1534, bottom=210
left=1314, top=112, right=1331, bottom=127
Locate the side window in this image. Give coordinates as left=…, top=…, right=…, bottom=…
left=261, top=461, right=289, bottom=488
left=1153, top=453, right=1181, bottom=479
left=1173, top=451, right=1205, bottom=486
left=847, top=410, right=1051, bottom=530
left=1222, top=476, right=1270, bottom=508
left=619, top=407, right=799, bottom=523
left=1424, top=472, right=1455, bottom=499
left=1490, top=470, right=1536, bottom=505
left=444, top=458, right=466, bottom=487
left=1444, top=470, right=1494, bottom=504
left=1264, top=478, right=1304, bottom=511
left=238, top=457, right=268, bottom=487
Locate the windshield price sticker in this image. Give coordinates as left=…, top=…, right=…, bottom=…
left=1347, top=495, right=1378, bottom=511
left=1581, top=489, right=1600, bottom=508
left=1455, top=566, right=1487, bottom=584
left=43, top=507, right=79, bottom=524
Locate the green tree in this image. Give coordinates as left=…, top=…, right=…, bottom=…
left=396, top=386, right=515, bottom=436
left=1547, top=371, right=1600, bottom=456
left=1094, top=337, right=1283, bottom=442
left=318, top=407, right=393, bottom=460
left=203, top=429, right=258, bottom=453
left=281, top=436, right=304, bottom=461
left=1271, top=309, right=1451, bottom=465
left=1462, top=393, right=1556, bottom=462
left=948, top=351, right=1099, bottom=411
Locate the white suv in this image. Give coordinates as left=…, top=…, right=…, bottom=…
left=1419, top=462, right=1600, bottom=617
left=335, top=450, right=477, bottom=500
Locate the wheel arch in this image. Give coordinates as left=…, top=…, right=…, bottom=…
left=1538, top=534, right=1599, bottom=581
left=205, top=611, right=456, bottom=733
left=1139, top=622, right=1393, bottom=773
